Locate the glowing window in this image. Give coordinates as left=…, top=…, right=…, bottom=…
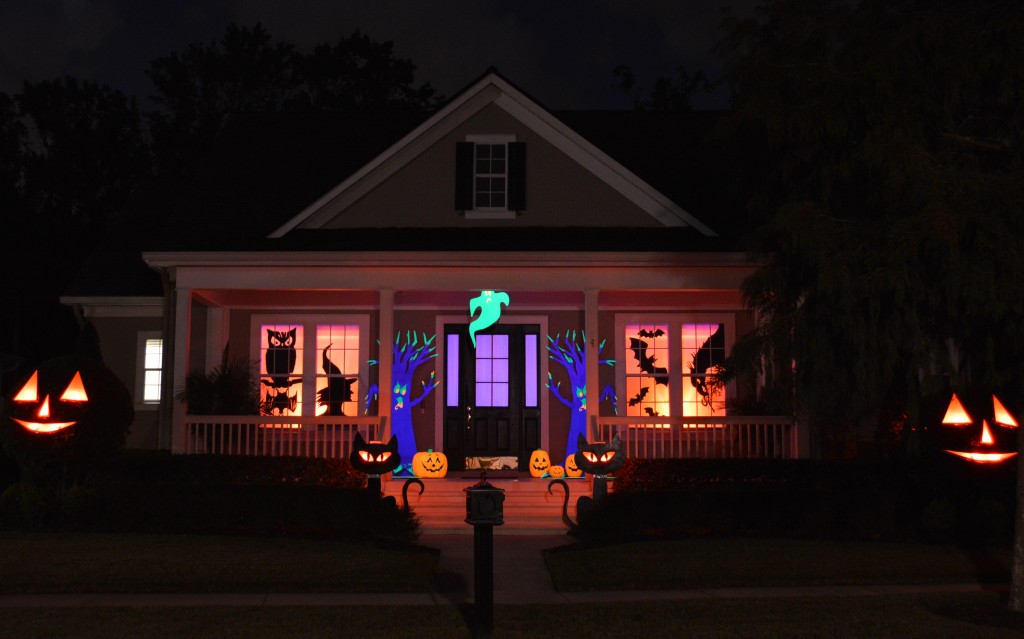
left=681, top=324, right=726, bottom=416
left=135, top=332, right=163, bottom=408
left=475, top=334, right=509, bottom=407
left=624, top=324, right=670, bottom=419
left=259, top=324, right=304, bottom=416
left=314, top=325, right=360, bottom=417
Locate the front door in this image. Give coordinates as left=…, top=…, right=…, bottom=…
left=443, top=324, right=541, bottom=471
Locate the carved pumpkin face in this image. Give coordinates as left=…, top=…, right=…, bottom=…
left=529, top=449, right=551, bottom=478
left=412, top=449, right=448, bottom=478
left=1, top=356, right=133, bottom=476
left=564, top=454, right=583, bottom=478
left=548, top=465, right=565, bottom=479
left=349, top=433, right=401, bottom=475
left=10, top=369, right=89, bottom=434
left=942, top=394, right=1018, bottom=464
left=574, top=434, right=626, bottom=476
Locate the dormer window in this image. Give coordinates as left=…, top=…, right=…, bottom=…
left=455, top=135, right=525, bottom=219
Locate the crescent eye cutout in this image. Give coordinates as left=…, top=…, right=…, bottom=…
left=60, top=372, right=88, bottom=402
left=375, top=452, right=392, bottom=463
left=600, top=451, right=616, bottom=462
left=582, top=451, right=598, bottom=463
left=13, top=371, right=39, bottom=402
left=358, top=450, right=374, bottom=463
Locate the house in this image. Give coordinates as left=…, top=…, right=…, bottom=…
left=60, top=69, right=801, bottom=474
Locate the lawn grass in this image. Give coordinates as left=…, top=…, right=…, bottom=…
left=544, top=538, right=1012, bottom=591
left=1, top=593, right=1022, bottom=639
left=0, top=532, right=438, bottom=593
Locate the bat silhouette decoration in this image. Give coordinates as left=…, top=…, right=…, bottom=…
left=629, top=337, right=669, bottom=386
left=690, top=325, right=724, bottom=404
left=628, top=387, right=649, bottom=407
left=468, top=290, right=510, bottom=347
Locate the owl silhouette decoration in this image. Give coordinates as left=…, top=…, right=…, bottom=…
left=261, top=328, right=299, bottom=415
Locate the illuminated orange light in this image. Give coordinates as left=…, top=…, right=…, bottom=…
left=945, top=450, right=1018, bottom=464
left=992, top=395, right=1018, bottom=428
left=942, top=393, right=972, bottom=425
left=979, top=419, right=996, bottom=445
left=13, top=371, right=38, bottom=402
left=13, top=396, right=78, bottom=433
left=60, top=372, right=88, bottom=402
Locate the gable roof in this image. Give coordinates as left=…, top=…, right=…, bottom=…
left=273, top=69, right=717, bottom=236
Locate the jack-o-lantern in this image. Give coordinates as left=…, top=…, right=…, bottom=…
left=548, top=465, right=565, bottom=479
left=564, top=454, right=583, bottom=478
left=349, top=432, right=401, bottom=476
left=941, top=393, right=1018, bottom=464
left=411, top=449, right=448, bottom=478
left=574, top=434, right=626, bottom=476
left=528, top=449, right=551, bottom=478
left=1, top=356, right=132, bottom=481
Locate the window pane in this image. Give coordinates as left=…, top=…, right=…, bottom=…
left=476, top=383, right=492, bottom=406
left=476, top=335, right=492, bottom=358
left=681, top=323, right=725, bottom=416
left=446, top=334, right=459, bottom=407
left=143, top=370, right=161, bottom=402
left=624, top=323, right=670, bottom=419
left=524, top=334, right=538, bottom=407
left=492, top=383, right=508, bottom=407
left=144, top=339, right=162, bottom=369
left=260, top=324, right=303, bottom=416
left=476, top=358, right=492, bottom=382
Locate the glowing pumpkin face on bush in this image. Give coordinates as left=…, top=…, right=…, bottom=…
left=529, top=449, right=551, bottom=478
left=941, top=394, right=1018, bottom=464
left=564, top=454, right=583, bottom=478
left=1, top=356, right=133, bottom=477
left=11, top=369, right=89, bottom=433
left=412, top=449, right=448, bottom=478
left=574, top=434, right=626, bottom=476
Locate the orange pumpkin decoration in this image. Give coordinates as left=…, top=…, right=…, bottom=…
left=564, top=454, right=583, bottom=478
left=548, top=465, right=565, bottom=479
left=528, top=449, right=551, bottom=478
left=942, top=394, right=1018, bottom=464
left=411, top=449, right=448, bottom=478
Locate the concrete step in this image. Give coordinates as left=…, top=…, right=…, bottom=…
left=383, top=475, right=593, bottom=534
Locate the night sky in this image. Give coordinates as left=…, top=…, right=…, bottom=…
left=0, top=0, right=756, bottom=110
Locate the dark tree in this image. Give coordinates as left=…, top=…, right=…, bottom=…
left=612, top=65, right=712, bottom=111
left=145, top=23, right=441, bottom=175
left=712, top=0, right=1024, bottom=610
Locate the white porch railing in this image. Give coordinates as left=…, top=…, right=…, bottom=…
left=184, top=415, right=387, bottom=458
left=590, top=415, right=798, bottom=459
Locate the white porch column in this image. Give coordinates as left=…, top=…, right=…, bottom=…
left=585, top=288, right=599, bottom=441
left=170, top=286, right=192, bottom=453
left=378, top=289, right=394, bottom=440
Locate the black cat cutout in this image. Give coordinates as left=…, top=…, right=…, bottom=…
left=549, top=434, right=626, bottom=529
left=317, top=344, right=356, bottom=416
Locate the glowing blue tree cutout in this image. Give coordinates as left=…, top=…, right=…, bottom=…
left=546, top=331, right=616, bottom=457
left=364, top=331, right=439, bottom=476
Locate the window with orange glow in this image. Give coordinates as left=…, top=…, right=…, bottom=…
left=624, top=324, right=671, bottom=420
left=618, top=316, right=731, bottom=426
left=252, top=316, right=369, bottom=419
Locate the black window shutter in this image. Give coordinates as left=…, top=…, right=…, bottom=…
left=508, top=142, right=526, bottom=211
left=455, top=142, right=474, bottom=210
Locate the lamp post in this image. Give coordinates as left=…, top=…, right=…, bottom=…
left=464, top=473, right=504, bottom=639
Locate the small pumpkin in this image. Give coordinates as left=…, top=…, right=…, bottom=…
left=528, top=449, right=551, bottom=478
left=564, top=454, right=583, bottom=478
left=548, top=465, right=565, bottom=479
left=412, top=449, right=448, bottom=478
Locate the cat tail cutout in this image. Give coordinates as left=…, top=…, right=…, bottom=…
left=548, top=479, right=576, bottom=529
left=402, top=478, right=424, bottom=510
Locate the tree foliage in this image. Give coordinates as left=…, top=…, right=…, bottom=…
left=713, top=0, right=1024, bottom=450
left=145, top=23, right=441, bottom=174
left=612, top=64, right=712, bottom=111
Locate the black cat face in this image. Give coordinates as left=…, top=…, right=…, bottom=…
left=349, top=432, right=401, bottom=475
left=574, top=434, right=625, bottom=476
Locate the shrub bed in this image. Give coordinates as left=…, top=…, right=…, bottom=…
left=570, top=456, right=1016, bottom=546
left=0, top=450, right=419, bottom=542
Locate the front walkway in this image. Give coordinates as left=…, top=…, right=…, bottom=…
left=0, top=533, right=1007, bottom=607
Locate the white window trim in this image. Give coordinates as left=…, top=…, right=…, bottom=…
left=135, top=331, right=162, bottom=410
left=465, top=133, right=517, bottom=219
left=614, top=313, right=735, bottom=417
left=250, top=314, right=370, bottom=417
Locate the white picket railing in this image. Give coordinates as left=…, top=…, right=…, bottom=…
left=184, top=415, right=387, bottom=458
left=590, top=415, right=798, bottom=459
